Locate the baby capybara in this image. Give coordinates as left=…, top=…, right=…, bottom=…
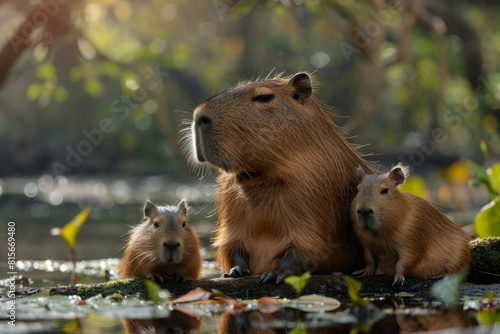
left=351, top=165, right=470, bottom=285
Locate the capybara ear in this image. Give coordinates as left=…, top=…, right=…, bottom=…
left=356, top=167, right=365, bottom=183
left=144, top=200, right=157, bottom=218
left=289, top=72, right=312, bottom=104
left=177, top=199, right=188, bottom=217
left=388, top=165, right=407, bottom=186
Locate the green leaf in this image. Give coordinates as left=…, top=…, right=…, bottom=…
left=477, top=309, right=500, bottom=325
left=480, top=140, right=489, bottom=159
left=284, top=271, right=310, bottom=295
left=26, top=83, right=41, bottom=100
left=290, top=324, right=307, bottom=334
left=36, top=63, right=56, bottom=79
left=474, top=196, right=500, bottom=238
left=487, top=163, right=500, bottom=195
left=431, top=270, right=468, bottom=307
left=85, top=79, right=104, bottom=97
left=144, top=279, right=171, bottom=304
left=467, top=160, right=497, bottom=198
left=483, top=291, right=496, bottom=300
left=52, top=206, right=91, bottom=250
left=344, top=276, right=369, bottom=306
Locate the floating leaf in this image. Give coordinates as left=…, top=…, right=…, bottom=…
left=431, top=270, right=468, bottom=307
left=474, top=196, right=500, bottom=238
left=288, top=294, right=341, bottom=312
left=171, top=287, right=212, bottom=304
left=52, top=206, right=91, bottom=250
left=285, top=271, right=310, bottom=295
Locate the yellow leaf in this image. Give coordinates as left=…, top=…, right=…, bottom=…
left=56, top=206, right=91, bottom=249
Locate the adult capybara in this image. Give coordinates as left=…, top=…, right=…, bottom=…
left=188, top=72, right=370, bottom=283
left=351, top=165, right=471, bottom=285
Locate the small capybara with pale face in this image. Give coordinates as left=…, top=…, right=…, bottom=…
left=351, top=165, right=471, bottom=285
left=118, top=199, right=202, bottom=282
left=187, top=72, right=370, bottom=283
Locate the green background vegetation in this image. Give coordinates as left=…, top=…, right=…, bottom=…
left=1, top=0, right=499, bottom=178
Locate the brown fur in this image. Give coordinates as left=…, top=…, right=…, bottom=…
left=118, top=200, right=202, bottom=281
left=351, top=165, right=471, bottom=285
left=187, top=72, right=370, bottom=281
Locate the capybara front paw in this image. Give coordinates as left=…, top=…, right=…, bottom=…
left=223, top=266, right=251, bottom=278
left=259, top=269, right=296, bottom=284
left=393, top=274, right=405, bottom=286
left=352, top=267, right=374, bottom=277
left=174, top=275, right=188, bottom=283
left=150, top=274, right=166, bottom=284
left=150, top=274, right=188, bottom=284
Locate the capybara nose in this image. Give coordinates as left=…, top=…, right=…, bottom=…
left=357, top=208, right=373, bottom=218
left=196, top=115, right=212, bottom=131
left=163, top=242, right=181, bottom=251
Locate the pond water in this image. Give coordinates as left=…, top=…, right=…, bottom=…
left=0, top=175, right=499, bottom=333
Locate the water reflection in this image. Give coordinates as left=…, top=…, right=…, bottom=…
left=122, top=310, right=202, bottom=334
left=118, top=307, right=475, bottom=333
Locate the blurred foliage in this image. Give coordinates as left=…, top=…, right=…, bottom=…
left=344, top=276, right=369, bottom=307
left=284, top=271, right=311, bottom=295
left=0, top=0, right=499, bottom=176
left=431, top=270, right=468, bottom=307
left=400, top=175, right=429, bottom=198
left=468, top=160, right=500, bottom=237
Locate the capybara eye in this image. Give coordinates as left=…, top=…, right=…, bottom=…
left=252, top=94, right=275, bottom=103
left=153, top=222, right=159, bottom=228
left=182, top=221, right=186, bottom=227
left=380, top=188, right=389, bottom=195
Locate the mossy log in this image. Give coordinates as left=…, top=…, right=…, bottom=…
left=7, top=274, right=500, bottom=303
left=6, top=237, right=500, bottom=302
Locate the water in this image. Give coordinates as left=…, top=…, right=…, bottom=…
left=0, top=176, right=499, bottom=333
